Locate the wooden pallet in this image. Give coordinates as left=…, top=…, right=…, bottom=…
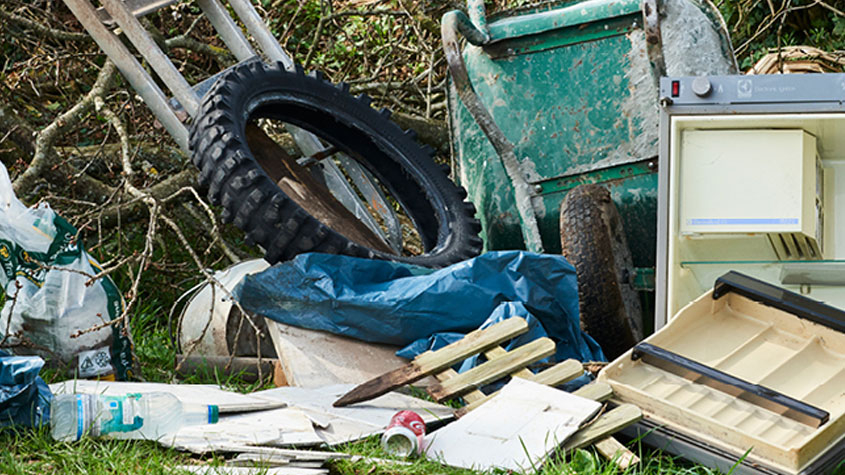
left=334, top=317, right=641, bottom=468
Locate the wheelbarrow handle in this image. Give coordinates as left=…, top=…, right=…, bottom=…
left=466, top=0, right=488, bottom=36
left=441, top=11, right=545, bottom=254
left=441, top=10, right=489, bottom=46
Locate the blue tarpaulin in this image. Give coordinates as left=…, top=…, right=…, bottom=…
left=0, top=350, right=51, bottom=429
left=234, top=251, right=605, bottom=363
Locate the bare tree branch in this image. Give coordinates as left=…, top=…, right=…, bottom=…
left=13, top=61, right=117, bottom=195
left=0, top=6, right=92, bottom=43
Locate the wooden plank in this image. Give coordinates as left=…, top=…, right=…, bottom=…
left=333, top=317, right=528, bottom=406
left=572, top=381, right=614, bottom=402
left=533, top=359, right=584, bottom=386
left=435, top=368, right=487, bottom=403
left=482, top=346, right=534, bottom=378
left=594, top=437, right=640, bottom=470
left=456, top=359, right=584, bottom=416
left=571, top=383, right=634, bottom=469
left=434, top=344, right=532, bottom=405
left=562, top=404, right=642, bottom=451
left=427, top=338, right=555, bottom=401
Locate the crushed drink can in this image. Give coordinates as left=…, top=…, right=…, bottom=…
left=381, top=410, right=426, bottom=457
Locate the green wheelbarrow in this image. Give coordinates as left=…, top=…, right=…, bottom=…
left=441, top=0, right=737, bottom=358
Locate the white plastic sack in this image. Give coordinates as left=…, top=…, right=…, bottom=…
left=0, top=163, right=134, bottom=379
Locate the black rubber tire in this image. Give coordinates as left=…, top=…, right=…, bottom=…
left=560, top=184, right=643, bottom=360
left=189, top=61, right=482, bottom=267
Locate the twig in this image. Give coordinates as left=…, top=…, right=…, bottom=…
left=303, top=14, right=326, bottom=69
left=813, top=0, right=845, bottom=17
left=164, top=186, right=240, bottom=263
left=423, top=55, right=432, bottom=117
left=165, top=36, right=235, bottom=67
left=330, top=9, right=406, bottom=17
left=13, top=61, right=117, bottom=195
left=0, top=6, right=92, bottom=42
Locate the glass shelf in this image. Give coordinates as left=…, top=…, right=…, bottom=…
left=680, top=259, right=845, bottom=286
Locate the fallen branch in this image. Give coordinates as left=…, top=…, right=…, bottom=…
left=0, top=6, right=92, bottom=43
left=13, top=61, right=117, bottom=195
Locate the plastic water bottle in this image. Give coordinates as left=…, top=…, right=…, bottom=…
left=50, top=392, right=219, bottom=441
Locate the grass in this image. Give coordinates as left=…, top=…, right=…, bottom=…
left=0, top=422, right=738, bottom=475
left=0, top=427, right=199, bottom=475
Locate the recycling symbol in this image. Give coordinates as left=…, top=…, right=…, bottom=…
left=94, top=351, right=111, bottom=368
left=80, top=356, right=94, bottom=373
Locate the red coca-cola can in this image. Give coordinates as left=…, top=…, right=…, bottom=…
left=381, top=410, right=426, bottom=457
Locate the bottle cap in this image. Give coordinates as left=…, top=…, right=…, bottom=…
left=208, top=405, right=219, bottom=424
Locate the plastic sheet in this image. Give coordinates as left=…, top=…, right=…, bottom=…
left=0, top=350, right=51, bottom=428
left=235, top=251, right=605, bottom=363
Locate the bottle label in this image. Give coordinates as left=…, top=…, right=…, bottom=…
left=99, top=394, right=144, bottom=434
left=76, top=395, right=85, bottom=441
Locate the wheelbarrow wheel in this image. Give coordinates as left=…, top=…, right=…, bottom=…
left=560, top=184, right=643, bottom=360
left=189, top=61, right=482, bottom=267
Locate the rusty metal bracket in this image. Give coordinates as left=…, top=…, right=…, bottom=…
left=441, top=11, right=543, bottom=253
left=643, top=0, right=666, bottom=83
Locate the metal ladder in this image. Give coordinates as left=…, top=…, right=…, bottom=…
left=63, top=0, right=403, bottom=251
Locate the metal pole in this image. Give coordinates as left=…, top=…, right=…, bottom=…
left=62, top=0, right=189, bottom=151
left=197, top=0, right=256, bottom=62
left=101, top=0, right=200, bottom=117
left=225, top=0, right=294, bottom=70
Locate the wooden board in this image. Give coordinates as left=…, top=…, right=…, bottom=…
left=265, top=318, right=409, bottom=388
left=432, top=344, right=535, bottom=405
left=594, top=437, right=640, bottom=469
left=427, top=337, right=555, bottom=401
left=456, top=358, right=584, bottom=416
left=571, top=381, right=613, bottom=402
left=562, top=404, right=642, bottom=451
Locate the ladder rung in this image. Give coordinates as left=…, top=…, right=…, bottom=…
left=96, top=0, right=180, bottom=27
